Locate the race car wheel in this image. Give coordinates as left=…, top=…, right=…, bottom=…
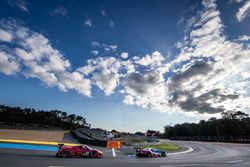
left=61, top=150, right=70, bottom=158
left=89, top=151, right=98, bottom=158
left=147, top=153, right=152, bottom=158
left=161, top=152, right=167, bottom=157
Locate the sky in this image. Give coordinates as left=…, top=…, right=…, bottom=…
left=0, top=0, right=250, bottom=133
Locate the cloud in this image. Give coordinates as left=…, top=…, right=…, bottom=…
left=122, top=71, right=163, bottom=95
left=0, top=51, right=19, bottom=75
left=91, top=41, right=118, bottom=53
left=168, top=0, right=250, bottom=115
left=170, top=58, right=214, bottom=86
left=1, top=0, right=250, bottom=118
left=92, top=41, right=101, bottom=47
left=0, top=19, right=91, bottom=97
left=51, top=6, right=68, bottom=16
left=176, top=92, right=225, bottom=114
left=79, top=57, right=121, bottom=96
left=59, top=72, right=91, bottom=97
left=77, top=51, right=167, bottom=98
left=92, top=70, right=119, bottom=96
left=84, top=18, right=92, bottom=27
left=109, top=20, right=114, bottom=27
left=0, top=29, right=13, bottom=42
left=76, top=0, right=249, bottom=116
left=99, top=6, right=115, bottom=28
left=7, top=0, right=29, bottom=13
left=135, top=51, right=165, bottom=68
left=231, top=0, right=245, bottom=2
left=104, top=44, right=117, bottom=52
left=236, top=35, right=250, bottom=41
left=121, top=52, right=128, bottom=59
left=90, top=50, right=99, bottom=55
left=236, top=0, right=250, bottom=22
left=122, top=71, right=168, bottom=112
left=100, top=6, right=107, bottom=16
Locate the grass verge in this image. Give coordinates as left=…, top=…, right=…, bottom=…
left=139, top=142, right=180, bottom=151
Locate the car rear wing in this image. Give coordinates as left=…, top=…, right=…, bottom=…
left=133, top=147, right=143, bottom=152
left=58, top=144, right=64, bottom=148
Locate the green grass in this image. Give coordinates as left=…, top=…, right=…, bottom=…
left=127, top=138, right=146, bottom=143
left=140, top=142, right=180, bottom=151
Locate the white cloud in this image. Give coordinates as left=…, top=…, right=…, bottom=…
left=76, top=56, right=134, bottom=96
left=236, top=0, right=250, bottom=22
left=15, top=48, right=32, bottom=61
left=74, top=0, right=250, bottom=116
left=0, top=51, right=19, bottom=75
left=236, top=35, right=250, bottom=41
left=86, top=57, right=121, bottom=95
left=100, top=7, right=107, bottom=16
left=135, top=51, right=165, bottom=68
left=91, top=41, right=118, bottom=53
left=0, top=29, right=13, bottom=42
left=7, top=0, right=29, bottom=13
left=0, top=19, right=91, bottom=97
left=169, top=0, right=250, bottom=115
left=109, top=20, right=114, bottom=27
left=90, top=50, right=99, bottom=55
left=84, top=18, right=92, bottom=27
left=1, top=0, right=250, bottom=118
left=122, top=71, right=169, bottom=112
left=23, top=60, right=59, bottom=87
left=121, top=52, right=128, bottom=59
left=77, top=64, right=95, bottom=76
left=103, top=44, right=117, bottom=52
left=233, top=0, right=245, bottom=2
left=123, top=95, right=134, bottom=105
left=92, top=70, right=119, bottom=96
left=92, top=41, right=101, bottom=47
left=110, top=45, right=117, bottom=51
left=52, top=6, right=68, bottom=16
left=99, top=6, right=115, bottom=28
left=59, top=72, right=91, bottom=97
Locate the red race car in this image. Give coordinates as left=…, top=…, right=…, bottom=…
left=56, top=144, right=103, bottom=158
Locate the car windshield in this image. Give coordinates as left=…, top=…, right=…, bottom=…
left=151, top=149, right=159, bottom=152
left=82, top=145, right=91, bottom=150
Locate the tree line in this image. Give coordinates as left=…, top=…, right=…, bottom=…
left=164, top=111, right=250, bottom=143
left=0, top=104, right=90, bottom=130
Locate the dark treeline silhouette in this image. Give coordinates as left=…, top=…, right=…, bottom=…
left=164, top=111, right=250, bottom=143
left=0, top=104, right=90, bottom=130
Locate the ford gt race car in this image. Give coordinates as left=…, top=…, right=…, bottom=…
left=135, top=147, right=166, bottom=157
left=56, top=144, right=103, bottom=158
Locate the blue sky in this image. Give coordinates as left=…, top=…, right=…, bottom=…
left=0, top=0, right=250, bottom=132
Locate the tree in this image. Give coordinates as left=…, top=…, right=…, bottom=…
left=163, top=113, right=250, bottom=142
left=68, top=114, right=77, bottom=124
left=0, top=105, right=89, bottom=130
left=233, top=111, right=248, bottom=120
left=222, top=111, right=249, bottom=120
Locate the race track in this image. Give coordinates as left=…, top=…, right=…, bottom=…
left=0, top=140, right=250, bottom=167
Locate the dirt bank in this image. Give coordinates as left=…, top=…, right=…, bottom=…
left=0, top=129, right=79, bottom=143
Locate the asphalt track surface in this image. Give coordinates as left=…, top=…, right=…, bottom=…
left=0, top=140, right=250, bottom=167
